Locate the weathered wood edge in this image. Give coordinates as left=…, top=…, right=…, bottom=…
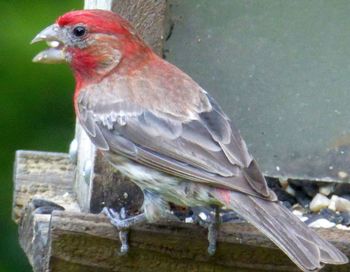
left=13, top=150, right=350, bottom=271
left=12, top=150, right=79, bottom=271
left=47, top=211, right=350, bottom=272
left=18, top=201, right=52, bottom=271
left=112, top=0, right=171, bottom=55
left=12, top=150, right=78, bottom=223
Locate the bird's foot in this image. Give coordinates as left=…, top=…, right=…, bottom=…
left=207, top=219, right=218, bottom=256
left=191, top=206, right=220, bottom=256
left=102, top=207, right=146, bottom=255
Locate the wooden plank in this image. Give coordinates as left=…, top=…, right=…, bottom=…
left=18, top=201, right=52, bottom=271
left=112, top=0, right=170, bottom=55
left=73, top=124, right=96, bottom=212
left=12, top=150, right=78, bottom=223
left=84, top=0, right=114, bottom=9
left=44, top=211, right=350, bottom=272
left=12, top=151, right=79, bottom=271
left=13, top=151, right=350, bottom=271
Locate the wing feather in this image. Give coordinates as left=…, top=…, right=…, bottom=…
left=79, top=102, right=274, bottom=200
left=77, top=57, right=273, bottom=199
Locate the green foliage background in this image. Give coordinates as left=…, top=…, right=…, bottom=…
left=0, top=1, right=81, bottom=271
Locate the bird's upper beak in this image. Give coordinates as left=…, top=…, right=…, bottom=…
left=31, top=24, right=67, bottom=64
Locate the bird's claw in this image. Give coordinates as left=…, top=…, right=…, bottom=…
left=102, top=207, right=130, bottom=255
left=102, top=207, right=147, bottom=255
left=207, top=221, right=218, bottom=256
left=102, top=207, right=127, bottom=230
left=191, top=206, right=220, bottom=255
left=118, top=230, right=129, bottom=256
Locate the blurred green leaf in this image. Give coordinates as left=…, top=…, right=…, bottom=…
left=0, top=1, right=81, bottom=270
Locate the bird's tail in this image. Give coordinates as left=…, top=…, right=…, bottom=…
left=212, top=189, right=348, bottom=272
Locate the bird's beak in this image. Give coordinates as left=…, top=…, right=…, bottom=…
left=31, top=24, right=67, bottom=64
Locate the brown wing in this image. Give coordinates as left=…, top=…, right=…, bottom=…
left=77, top=57, right=274, bottom=200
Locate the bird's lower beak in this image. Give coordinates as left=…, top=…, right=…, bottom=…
left=31, top=24, right=66, bottom=64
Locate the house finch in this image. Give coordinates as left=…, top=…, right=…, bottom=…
left=32, top=10, right=347, bottom=271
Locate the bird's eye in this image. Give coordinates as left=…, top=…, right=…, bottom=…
left=72, top=26, right=87, bottom=37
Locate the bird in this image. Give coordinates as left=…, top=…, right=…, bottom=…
left=31, top=9, right=348, bottom=271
